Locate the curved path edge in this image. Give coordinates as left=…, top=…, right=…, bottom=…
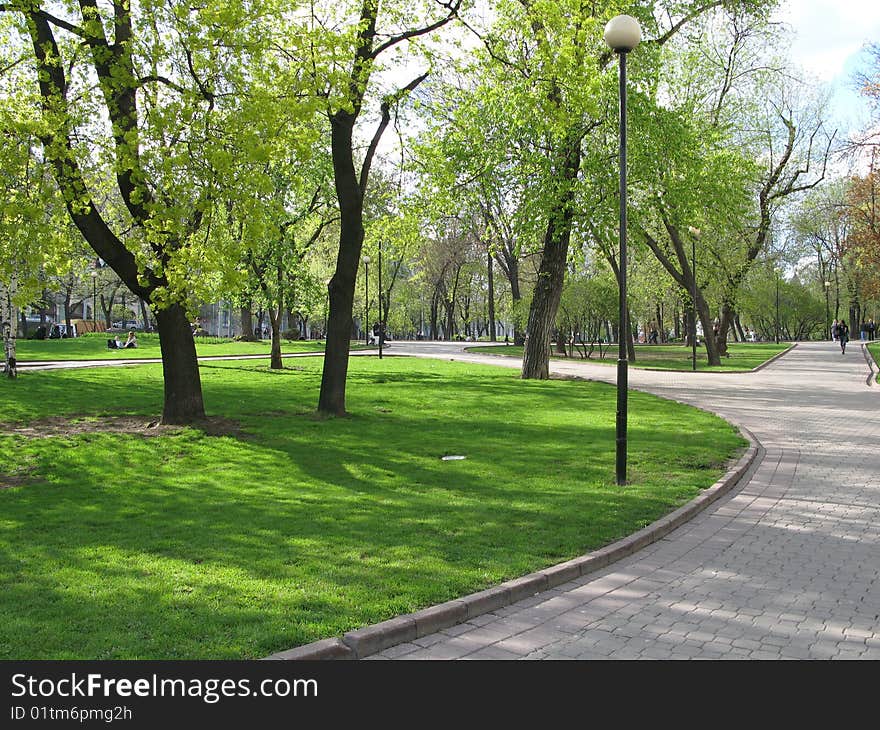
left=465, top=342, right=796, bottom=375
left=862, top=342, right=878, bottom=386
left=263, top=426, right=764, bottom=661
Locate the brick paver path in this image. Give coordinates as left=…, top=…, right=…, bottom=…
left=373, top=341, right=880, bottom=659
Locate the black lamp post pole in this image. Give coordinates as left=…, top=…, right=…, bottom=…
left=615, top=49, right=629, bottom=486
left=692, top=236, right=697, bottom=372
left=378, top=240, right=383, bottom=360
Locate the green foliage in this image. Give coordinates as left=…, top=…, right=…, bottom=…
left=557, top=266, right=617, bottom=342
left=11, top=332, right=330, bottom=362
left=738, top=265, right=825, bottom=340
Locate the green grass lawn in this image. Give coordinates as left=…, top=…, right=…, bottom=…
left=0, top=356, right=745, bottom=659
left=467, top=342, right=790, bottom=371
left=868, top=342, right=880, bottom=382
left=12, top=332, right=347, bottom=362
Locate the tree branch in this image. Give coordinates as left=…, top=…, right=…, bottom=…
left=0, top=4, right=87, bottom=38
left=371, top=0, right=463, bottom=59
left=137, top=75, right=188, bottom=95
left=360, top=72, right=428, bottom=192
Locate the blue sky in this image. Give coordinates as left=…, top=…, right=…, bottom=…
left=776, top=0, right=880, bottom=134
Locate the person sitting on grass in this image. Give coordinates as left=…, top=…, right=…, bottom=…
left=124, top=330, right=138, bottom=348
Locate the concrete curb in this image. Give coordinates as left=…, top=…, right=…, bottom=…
left=263, top=426, right=762, bottom=661
left=750, top=342, right=797, bottom=372
left=862, top=342, right=878, bottom=386
left=465, top=342, right=797, bottom=374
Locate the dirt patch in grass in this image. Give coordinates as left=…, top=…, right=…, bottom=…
left=0, top=472, right=34, bottom=490
left=0, top=415, right=246, bottom=439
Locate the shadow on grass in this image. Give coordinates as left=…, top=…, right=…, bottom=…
left=0, top=357, right=741, bottom=658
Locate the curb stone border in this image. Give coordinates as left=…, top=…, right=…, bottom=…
left=862, top=342, right=878, bottom=386
left=263, top=426, right=763, bottom=661
left=749, top=342, right=797, bottom=371
left=464, top=342, right=797, bottom=374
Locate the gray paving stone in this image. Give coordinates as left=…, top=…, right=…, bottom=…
left=365, top=343, right=879, bottom=662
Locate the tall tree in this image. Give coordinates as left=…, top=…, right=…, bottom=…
left=415, top=1, right=773, bottom=378
left=0, top=1, right=271, bottom=422
left=0, top=100, right=61, bottom=375
left=309, top=0, right=464, bottom=416
left=634, top=7, right=831, bottom=363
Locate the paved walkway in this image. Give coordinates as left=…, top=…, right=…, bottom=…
left=367, top=341, right=880, bottom=660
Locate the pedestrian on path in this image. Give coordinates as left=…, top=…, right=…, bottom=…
left=831, top=319, right=839, bottom=341
left=838, top=319, right=849, bottom=353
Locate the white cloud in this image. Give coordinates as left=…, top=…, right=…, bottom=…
left=778, top=0, right=880, bottom=81
left=774, top=0, right=879, bottom=133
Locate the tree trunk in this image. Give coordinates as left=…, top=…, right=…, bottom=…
left=716, top=300, right=736, bottom=357
left=318, top=111, right=361, bottom=416
left=39, top=286, right=48, bottom=327
left=444, top=298, right=455, bottom=340
left=268, top=287, right=284, bottom=370
left=270, top=311, right=283, bottom=369
left=487, top=250, right=496, bottom=341
left=430, top=295, right=440, bottom=339
left=155, top=303, right=205, bottom=424
left=696, top=295, right=721, bottom=366
left=522, top=139, right=580, bottom=379
left=521, top=243, right=564, bottom=379
left=64, top=290, right=73, bottom=332
left=555, top=329, right=567, bottom=355
left=240, top=305, right=257, bottom=341
left=24, top=8, right=208, bottom=423
left=685, top=309, right=695, bottom=347
left=1, top=275, right=16, bottom=377
left=496, top=246, right=524, bottom=345
left=139, top=298, right=151, bottom=330
left=734, top=313, right=745, bottom=342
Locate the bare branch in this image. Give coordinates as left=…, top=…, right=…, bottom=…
left=371, top=0, right=463, bottom=59
left=137, top=75, right=188, bottom=95
left=360, top=72, right=428, bottom=192
left=0, top=4, right=88, bottom=38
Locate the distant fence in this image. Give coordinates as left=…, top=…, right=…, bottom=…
left=71, top=319, right=105, bottom=334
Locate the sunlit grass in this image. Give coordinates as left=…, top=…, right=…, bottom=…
left=467, top=342, right=789, bottom=371
left=13, top=332, right=348, bottom=362
left=0, top=356, right=745, bottom=659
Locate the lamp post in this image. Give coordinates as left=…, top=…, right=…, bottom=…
left=363, top=255, right=371, bottom=345
left=90, top=270, right=97, bottom=326
left=378, top=239, right=383, bottom=360
left=604, top=14, right=641, bottom=487
left=688, top=227, right=700, bottom=371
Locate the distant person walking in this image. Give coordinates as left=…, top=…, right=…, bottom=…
left=838, top=320, right=849, bottom=354
left=868, top=318, right=876, bottom=341
left=831, top=319, right=839, bottom=341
